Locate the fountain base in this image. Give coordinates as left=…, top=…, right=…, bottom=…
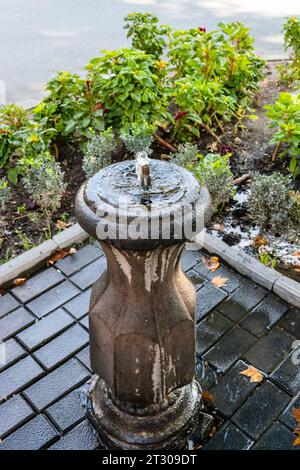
left=86, top=377, right=203, bottom=450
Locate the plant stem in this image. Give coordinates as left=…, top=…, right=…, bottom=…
left=154, top=133, right=177, bottom=152
left=199, top=122, right=221, bottom=143
left=272, top=141, right=282, bottom=161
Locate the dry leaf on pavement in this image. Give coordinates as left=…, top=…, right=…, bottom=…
left=47, top=249, right=68, bottom=266
left=293, top=408, right=300, bottom=446
left=239, top=365, right=263, bottom=383
left=12, top=278, right=27, bottom=287
left=203, top=256, right=220, bottom=272
left=211, top=275, right=228, bottom=288
left=202, top=391, right=215, bottom=404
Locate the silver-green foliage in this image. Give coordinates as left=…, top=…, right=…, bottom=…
left=172, top=143, right=199, bottom=167
left=83, top=129, right=116, bottom=178
left=120, top=122, right=155, bottom=155
left=192, top=153, right=235, bottom=213
left=0, top=177, right=11, bottom=210
left=247, top=172, right=297, bottom=234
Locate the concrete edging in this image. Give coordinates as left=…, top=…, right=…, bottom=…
left=1, top=225, right=299, bottom=309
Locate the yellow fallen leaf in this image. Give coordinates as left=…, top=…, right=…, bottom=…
left=56, top=219, right=69, bottom=230
left=47, top=249, right=68, bottom=266
left=292, top=408, right=300, bottom=429
left=211, top=275, right=228, bottom=288
left=203, top=256, right=220, bottom=272
left=13, top=278, right=27, bottom=287
left=293, top=430, right=300, bottom=446
left=252, top=236, right=267, bottom=248
left=239, top=365, right=263, bottom=383
left=202, top=390, right=215, bottom=404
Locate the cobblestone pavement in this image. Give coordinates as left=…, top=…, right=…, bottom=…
left=0, top=243, right=299, bottom=450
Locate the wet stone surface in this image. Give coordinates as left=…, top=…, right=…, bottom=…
left=0, top=243, right=299, bottom=450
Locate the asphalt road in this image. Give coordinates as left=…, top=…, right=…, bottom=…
left=1, top=0, right=300, bottom=105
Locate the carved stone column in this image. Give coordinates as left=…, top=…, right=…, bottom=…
left=75, top=160, right=211, bottom=449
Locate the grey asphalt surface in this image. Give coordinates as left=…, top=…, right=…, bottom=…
left=0, top=0, right=300, bottom=105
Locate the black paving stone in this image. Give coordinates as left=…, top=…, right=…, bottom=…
left=63, top=288, right=91, bottom=319
left=271, top=352, right=300, bottom=396
left=195, top=359, right=221, bottom=391
left=33, top=324, right=89, bottom=370
left=253, top=422, right=298, bottom=450
left=55, top=244, right=102, bottom=276
left=279, top=392, right=300, bottom=430
left=203, top=422, right=253, bottom=450
left=76, top=345, right=91, bottom=372
left=11, top=268, right=64, bottom=303
left=217, top=280, right=267, bottom=323
left=209, top=360, right=259, bottom=417
left=280, top=308, right=300, bottom=338
left=186, top=270, right=207, bottom=291
left=70, top=257, right=107, bottom=291
left=244, top=327, right=295, bottom=374
left=0, top=414, right=58, bottom=450
left=0, top=395, right=34, bottom=438
left=194, top=259, right=242, bottom=293
left=23, top=358, right=90, bottom=411
left=46, top=388, right=86, bottom=433
left=196, top=311, right=233, bottom=355
left=0, top=356, right=44, bottom=402
left=49, top=420, right=99, bottom=450
left=241, top=294, right=289, bottom=337
left=27, top=280, right=80, bottom=318
left=0, top=307, right=35, bottom=341
left=16, top=308, right=74, bottom=351
left=0, top=293, right=20, bottom=318
left=232, top=381, right=290, bottom=439
left=203, top=326, right=256, bottom=373
left=196, top=284, right=227, bottom=322
left=80, top=315, right=89, bottom=330
left=181, top=249, right=202, bottom=272
left=0, top=338, right=26, bottom=372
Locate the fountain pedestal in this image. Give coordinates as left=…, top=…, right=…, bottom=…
left=75, top=160, right=211, bottom=449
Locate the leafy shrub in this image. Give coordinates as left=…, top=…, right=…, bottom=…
left=124, top=12, right=170, bottom=59
left=247, top=172, right=296, bottom=234
left=82, top=129, right=116, bottom=178
left=191, top=153, right=235, bottom=212
left=279, top=17, right=300, bottom=82
left=0, top=104, right=28, bottom=130
left=172, top=143, right=199, bottom=167
left=265, top=92, right=300, bottom=177
left=23, top=154, right=66, bottom=237
left=120, top=121, right=155, bottom=155
left=0, top=177, right=11, bottom=210
left=86, top=48, right=170, bottom=129
left=33, top=71, right=105, bottom=139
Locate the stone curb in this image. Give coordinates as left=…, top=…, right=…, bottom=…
left=1, top=225, right=299, bottom=309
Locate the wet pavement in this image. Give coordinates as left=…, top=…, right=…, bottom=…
left=0, top=243, right=299, bottom=450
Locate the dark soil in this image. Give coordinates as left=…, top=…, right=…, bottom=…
left=1, top=60, right=298, bottom=264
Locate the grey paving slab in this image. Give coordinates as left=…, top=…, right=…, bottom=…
left=194, top=258, right=242, bottom=293
left=181, top=249, right=203, bottom=272
left=271, top=352, right=300, bottom=396
left=79, top=315, right=89, bottom=331
left=27, top=280, right=80, bottom=318
left=196, top=283, right=227, bottom=322
left=280, top=308, right=300, bottom=338
left=0, top=414, right=58, bottom=450
left=0, top=338, right=26, bottom=372
left=0, top=307, right=35, bottom=341
left=70, top=257, right=107, bottom=290
left=0, top=293, right=20, bottom=318
left=195, top=359, right=221, bottom=391
left=279, top=392, right=300, bottom=431
left=16, top=308, right=75, bottom=351
left=186, top=270, right=207, bottom=291
left=63, top=288, right=91, bottom=319
left=253, top=422, right=298, bottom=450
left=196, top=311, right=233, bottom=356
left=49, top=420, right=99, bottom=450
left=23, top=358, right=90, bottom=411
left=33, top=324, right=89, bottom=371
left=0, top=395, right=34, bottom=439
left=55, top=244, right=102, bottom=276
left=203, top=422, right=253, bottom=450
left=11, top=267, right=64, bottom=303
left=0, top=356, right=44, bottom=402
left=76, top=345, right=91, bottom=372
left=46, top=387, right=86, bottom=433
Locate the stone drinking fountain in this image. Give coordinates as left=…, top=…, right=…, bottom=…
left=75, top=152, right=211, bottom=449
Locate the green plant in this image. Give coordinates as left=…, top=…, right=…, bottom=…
left=265, top=92, right=300, bottom=176
left=15, top=229, right=36, bottom=251
left=0, top=104, right=28, bottom=130
left=120, top=121, right=155, bottom=155
left=172, top=143, right=199, bottom=167
left=124, top=13, right=170, bottom=59
left=86, top=48, right=170, bottom=129
left=247, top=172, right=297, bottom=234
left=33, top=71, right=105, bottom=139
left=259, top=251, right=277, bottom=268
left=23, top=153, right=66, bottom=237
left=280, top=17, right=300, bottom=82
left=0, top=177, right=11, bottom=210
left=191, top=153, right=235, bottom=212
left=82, top=128, right=116, bottom=178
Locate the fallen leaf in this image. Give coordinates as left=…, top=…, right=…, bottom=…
left=69, top=247, right=77, bottom=255
left=295, top=268, right=300, bottom=273
left=202, top=391, right=214, bottom=404
left=240, top=365, right=263, bottom=383
left=252, top=236, right=267, bottom=248
left=207, top=141, right=218, bottom=152
left=47, top=249, right=68, bottom=266
left=211, top=275, right=228, bottom=288
left=292, top=408, right=300, bottom=429
left=212, top=223, right=225, bottom=232
left=293, top=251, right=300, bottom=258
left=293, top=430, right=300, bottom=447
left=56, top=220, right=70, bottom=230
left=12, top=278, right=27, bottom=287
left=203, top=256, right=220, bottom=272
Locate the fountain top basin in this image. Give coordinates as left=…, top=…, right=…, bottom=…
left=75, top=159, right=211, bottom=250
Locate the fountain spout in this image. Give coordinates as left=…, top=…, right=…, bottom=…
left=135, top=151, right=151, bottom=190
